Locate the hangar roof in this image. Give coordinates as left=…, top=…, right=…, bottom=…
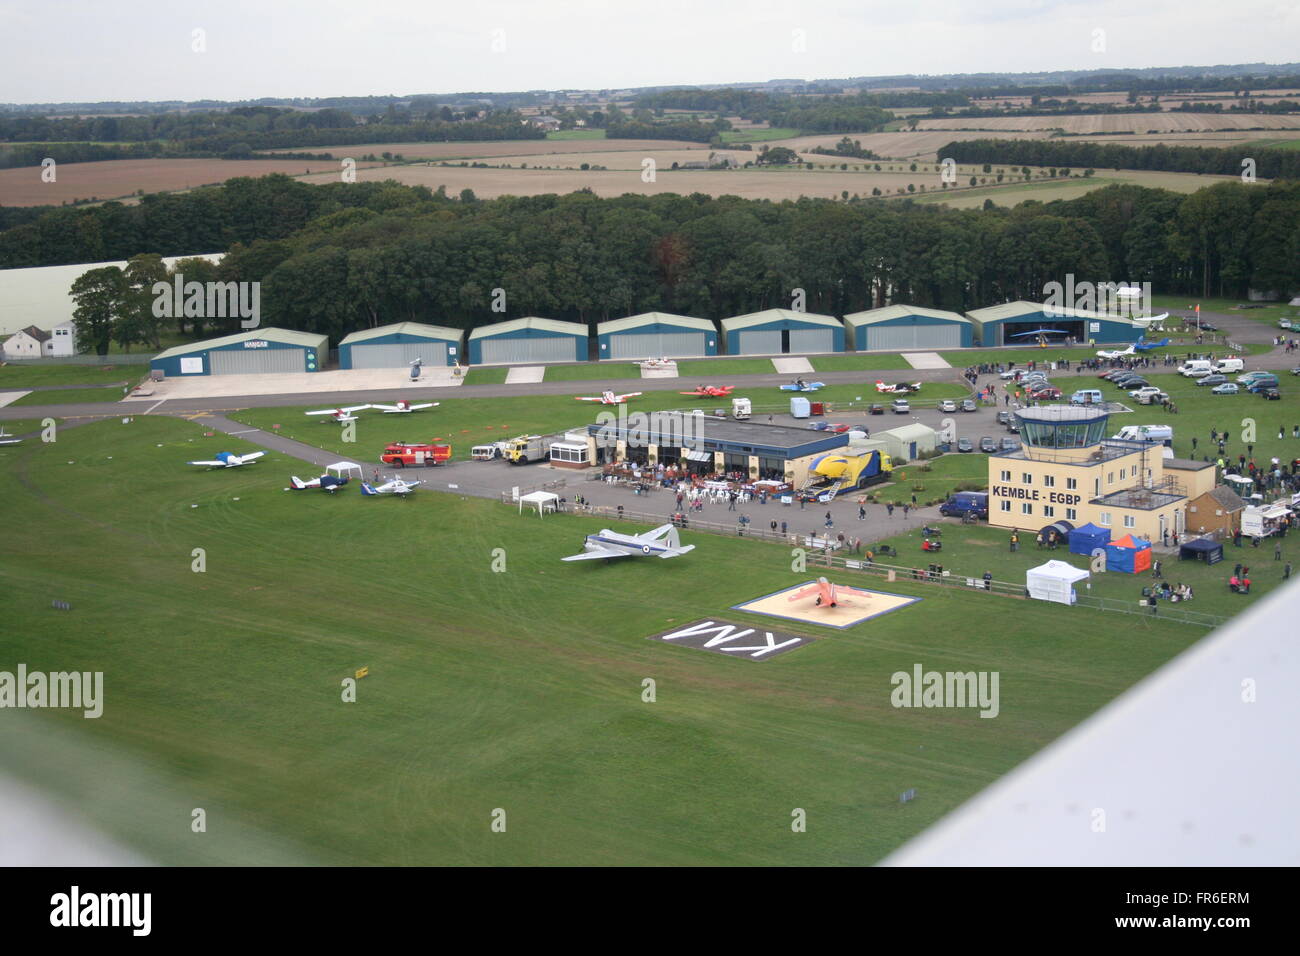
left=720, top=308, right=842, bottom=331
left=597, top=312, right=715, bottom=334
left=339, top=322, right=464, bottom=345
left=153, top=327, right=327, bottom=360
left=842, top=304, right=968, bottom=327
left=468, top=316, right=588, bottom=339
left=968, top=300, right=1143, bottom=327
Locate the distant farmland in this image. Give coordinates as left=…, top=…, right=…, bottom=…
left=914, top=113, right=1300, bottom=134
left=262, top=138, right=705, bottom=160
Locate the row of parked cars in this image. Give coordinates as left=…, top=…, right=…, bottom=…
left=1174, top=359, right=1282, bottom=400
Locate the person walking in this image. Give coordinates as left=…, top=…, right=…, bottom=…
left=1010, top=531, right=1019, bottom=553
left=1275, top=539, right=1283, bottom=561
left=728, top=493, right=736, bottom=512
left=886, top=503, right=895, bottom=518
left=781, top=520, right=788, bottom=536
left=859, top=504, right=866, bottom=520
left=1285, top=562, right=1292, bottom=580
left=902, top=503, right=910, bottom=519
left=824, top=515, right=834, bottom=530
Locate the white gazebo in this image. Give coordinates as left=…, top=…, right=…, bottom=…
left=327, top=462, right=364, bottom=481
left=1026, top=560, right=1090, bottom=605
left=518, top=490, right=560, bottom=517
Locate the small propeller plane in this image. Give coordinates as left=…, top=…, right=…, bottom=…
left=187, top=450, right=265, bottom=468
left=679, top=384, right=735, bottom=397
left=286, top=474, right=350, bottom=492
left=875, top=380, right=922, bottom=394
left=561, top=524, right=695, bottom=562
left=305, top=404, right=372, bottom=423
left=779, top=380, right=825, bottom=392
left=1097, top=341, right=1137, bottom=359
left=370, top=400, right=439, bottom=414
left=787, top=576, right=875, bottom=609
left=361, top=477, right=423, bottom=496
left=1134, top=337, right=1171, bottom=351
left=575, top=390, right=642, bottom=404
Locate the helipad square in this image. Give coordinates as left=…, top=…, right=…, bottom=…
left=734, top=580, right=921, bottom=629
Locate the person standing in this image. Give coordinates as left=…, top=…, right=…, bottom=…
left=1275, top=539, right=1283, bottom=561
left=859, top=504, right=866, bottom=520
left=886, top=503, right=895, bottom=518
left=1010, top=531, right=1019, bottom=552
left=902, top=503, right=910, bottom=519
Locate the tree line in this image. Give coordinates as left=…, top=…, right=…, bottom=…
left=21, top=174, right=1295, bottom=354
left=941, top=139, right=1300, bottom=180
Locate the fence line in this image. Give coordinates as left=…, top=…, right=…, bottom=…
left=557, top=501, right=1226, bottom=628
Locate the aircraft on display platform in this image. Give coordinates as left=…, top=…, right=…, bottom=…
left=286, top=474, right=350, bottom=492
left=679, top=384, right=734, bottom=397
left=575, top=390, right=643, bottom=404
left=1135, top=337, right=1171, bottom=351
left=1010, top=328, right=1070, bottom=338
left=371, top=400, right=440, bottom=414
left=361, top=477, right=423, bottom=496
left=787, top=576, right=875, bottom=609
left=1097, top=342, right=1138, bottom=359
left=186, top=451, right=265, bottom=468
left=779, top=380, right=825, bottom=392
left=306, top=405, right=372, bottom=423
left=561, top=524, right=695, bottom=562
left=875, top=380, right=922, bottom=394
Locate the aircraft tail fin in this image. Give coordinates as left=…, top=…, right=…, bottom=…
left=290, top=476, right=306, bottom=490
left=361, top=482, right=377, bottom=495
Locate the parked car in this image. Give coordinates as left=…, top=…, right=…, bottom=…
left=1261, top=387, right=1282, bottom=400
left=1211, top=383, right=1239, bottom=395
left=938, top=399, right=957, bottom=412
left=1195, top=374, right=1228, bottom=387
left=1130, top=386, right=1164, bottom=400
left=1197, top=321, right=1218, bottom=332
left=1115, top=377, right=1149, bottom=389
left=999, top=437, right=1020, bottom=452
left=960, top=398, right=978, bottom=412
left=1005, top=418, right=1021, bottom=433
left=891, top=398, right=910, bottom=414
left=1136, top=390, right=1170, bottom=405
left=869, top=404, right=885, bottom=415
left=1247, top=376, right=1280, bottom=393
left=979, top=436, right=998, bottom=453
left=1238, top=371, right=1271, bottom=385
left=957, top=438, right=974, bottom=453
left=1279, top=319, right=1293, bottom=330
left=1030, top=386, right=1062, bottom=400
left=1291, top=367, right=1300, bottom=376
left=996, top=410, right=1011, bottom=425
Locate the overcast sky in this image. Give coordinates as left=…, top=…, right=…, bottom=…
left=3, top=0, right=1298, bottom=103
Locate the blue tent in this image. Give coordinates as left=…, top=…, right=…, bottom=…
left=1179, top=536, right=1224, bottom=565
left=1068, top=522, right=1111, bottom=556
left=1105, top=534, right=1153, bottom=574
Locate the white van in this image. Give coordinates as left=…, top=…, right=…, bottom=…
left=1114, top=424, right=1174, bottom=445
left=1070, top=389, right=1104, bottom=405
left=1213, top=357, right=1244, bottom=374
left=1179, top=359, right=1213, bottom=377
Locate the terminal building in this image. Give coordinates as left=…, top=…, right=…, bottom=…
left=987, top=405, right=1216, bottom=544
left=580, top=414, right=853, bottom=486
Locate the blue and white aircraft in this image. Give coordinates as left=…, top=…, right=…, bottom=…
left=361, top=477, right=422, bottom=496
left=562, top=524, right=695, bottom=562
left=187, top=451, right=265, bottom=468
left=780, top=379, right=826, bottom=392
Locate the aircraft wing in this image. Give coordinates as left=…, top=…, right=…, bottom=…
left=370, top=403, right=401, bottom=412
left=341, top=404, right=373, bottom=414
left=305, top=408, right=340, bottom=416
left=561, top=547, right=632, bottom=561
left=657, top=545, right=695, bottom=558
left=234, top=451, right=265, bottom=464
left=574, top=396, right=604, bottom=402
left=787, top=583, right=823, bottom=601
left=187, top=459, right=227, bottom=467
left=616, top=392, right=643, bottom=401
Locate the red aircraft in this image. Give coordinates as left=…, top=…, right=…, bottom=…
left=679, top=384, right=735, bottom=397
left=787, top=577, right=875, bottom=609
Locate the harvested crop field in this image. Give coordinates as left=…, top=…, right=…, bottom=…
left=262, top=138, right=706, bottom=161
left=0, top=157, right=383, bottom=206
left=914, top=113, right=1300, bottom=134
left=778, top=130, right=1054, bottom=161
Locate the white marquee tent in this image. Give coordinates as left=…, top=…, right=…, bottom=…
left=327, top=462, right=364, bottom=481
left=518, top=490, right=560, bottom=517
left=1026, top=560, right=1090, bottom=605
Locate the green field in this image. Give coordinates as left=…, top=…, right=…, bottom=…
left=1150, top=295, right=1300, bottom=327
left=876, top=452, right=991, bottom=502
left=543, top=363, right=640, bottom=381
left=465, top=366, right=508, bottom=385
left=0, top=364, right=140, bottom=388
left=810, top=354, right=913, bottom=372
left=545, top=129, right=607, bottom=140
left=675, top=358, right=780, bottom=376
left=10, top=385, right=128, bottom=406
left=0, top=415, right=1204, bottom=864
left=719, top=128, right=800, bottom=144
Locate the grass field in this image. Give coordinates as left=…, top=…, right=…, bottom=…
left=675, top=359, right=781, bottom=376
left=876, top=452, right=991, bottom=502
left=0, top=414, right=1205, bottom=865
left=0, top=364, right=140, bottom=388
left=544, top=363, right=641, bottom=381
left=465, top=366, right=509, bottom=385
left=810, top=354, right=914, bottom=372
left=719, top=128, right=800, bottom=144
left=10, top=385, right=127, bottom=406
left=1150, top=295, right=1300, bottom=327
left=546, top=130, right=607, bottom=140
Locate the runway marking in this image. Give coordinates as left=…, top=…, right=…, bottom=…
left=226, top=429, right=259, bottom=435
left=144, top=400, right=166, bottom=414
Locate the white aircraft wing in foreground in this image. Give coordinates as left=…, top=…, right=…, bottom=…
left=361, top=478, right=423, bottom=496
left=305, top=405, right=372, bottom=422
left=370, top=401, right=439, bottom=413
left=562, top=523, right=695, bottom=561
left=187, top=451, right=265, bottom=468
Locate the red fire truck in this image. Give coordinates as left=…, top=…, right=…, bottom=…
left=380, top=442, right=453, bottom=467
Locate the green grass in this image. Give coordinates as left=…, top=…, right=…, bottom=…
left=876, top=453, right=991, bottom=500
left=10, top=385, right=128, bottom=406
left=0, top=414, right=1206, bottom=865
left=675, top=359, right=780, bottom=376
left=546, top=129, right=606, bottom=140
left=465, top=366, right=508, bottom=385
left=0, top=364, right=140, bottom=388
left=869, top=524, right=1288, bottom=622
left=811, top=354, right=913, bottom=372
left=543, top=363, right=640, bottom=381
left=1252, top=138, right=1300, bottom=150
left=1150, top=295, right=1300, bottom=327
left=949, top=342, right=1271, bottom=369
left=719, top=128, right=800, bottom=144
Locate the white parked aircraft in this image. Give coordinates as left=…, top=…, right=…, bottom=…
left=187, top=451, right=265, bottom=468
left=562, top=523, right=695, bottom=561
left=361, top=477, right=423, bottom=496
left=1096, top=342, right=1137, bottom=359
left=286, top=474, right=349, bottom=492
left=575, top=390, right=642, bottom=404
left=371, top=400, right=439, bottom=414
left=0, top=427, right=21, bottom=446
left=306, top=404, right=372, bottom=423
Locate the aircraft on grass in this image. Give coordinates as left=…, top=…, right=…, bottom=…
left=779, top=380, right=825, bottom=392
left=562, top=524, right=695, bottom=561
left=575, top=390, right=642, bottom=404
left=371, top=400, right=439, bottom=414
left=0, top=427, right=21, bottom=446
left=361, top=477, right=423, bottom=496
left=306, top=405, right=372, bottom=423
left=286, top=474, right=350, bottom=492
left=187, top=451, right=265, bottom=468
left=1135, top=337, right=1170, bottom=351
left=1097, top=342, right=1138, bottom=359
left=679, top=385, right=734, bottom=397
left=875, top=380, right=922, bottom=394
left=787, top=577, right=875, bottom=609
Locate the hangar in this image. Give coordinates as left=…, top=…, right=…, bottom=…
left=967, top=301, right=1146, bottom=347
left=467, top=317, right=588, bottom=364
left=338, top=322, right=463, bottom=368
left=596, top=312, right=717, bottom=360
left=873, top=423, right=939, bottom=463
left=720, top=309, right=845, bottom=356
left=843, top=305, right=972, bottom=351
left=150, top=328, right=328, bottom=377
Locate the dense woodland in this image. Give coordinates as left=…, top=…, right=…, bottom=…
left=943, top=139, right=1300, bottom=180
left=11, top=173, right=1295, bottom=351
